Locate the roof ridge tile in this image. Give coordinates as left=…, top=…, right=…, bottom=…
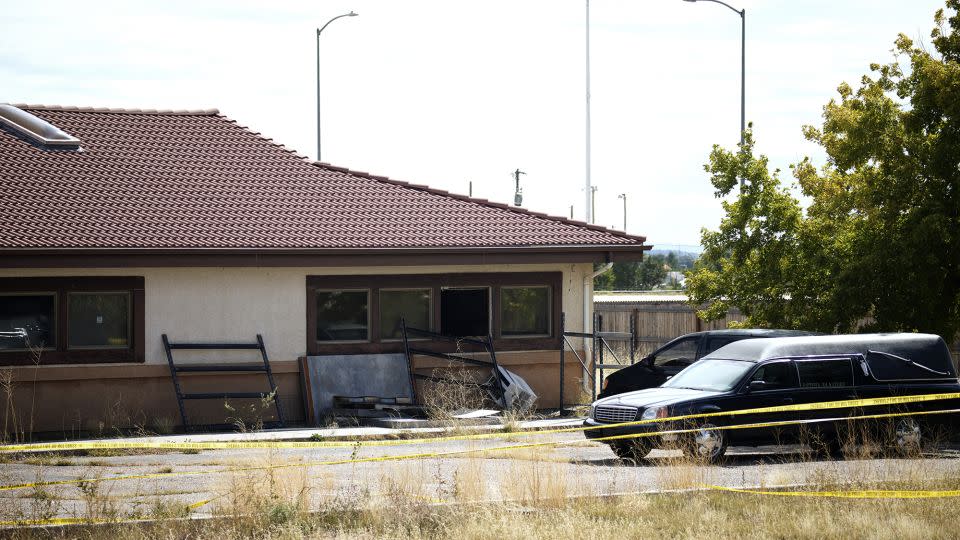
left=13, top=104, right=220, bottom=116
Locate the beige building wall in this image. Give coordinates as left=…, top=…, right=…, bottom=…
left=1, top=263, right=595, bottom=433
left=0, top=263, right=593, bottom=365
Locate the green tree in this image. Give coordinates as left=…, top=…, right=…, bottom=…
left=688, top=1, right=960, bottom=342
left=594, top=258, right=668, bottom=291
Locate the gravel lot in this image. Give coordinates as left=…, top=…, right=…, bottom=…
left=3, top=432, right=960, bottom=523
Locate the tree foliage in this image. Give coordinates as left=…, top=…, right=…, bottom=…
left=687, top=1, right=960, bottom=341
left=594, top=257, right=669, bottom=291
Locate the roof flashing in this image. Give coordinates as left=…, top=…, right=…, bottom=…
left=0, top=103, right=82, bottom=147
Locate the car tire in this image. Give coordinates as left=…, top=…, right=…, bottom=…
left=683, top=423, right=728, bottom=463
left=609, top=440, right=652, bottom=462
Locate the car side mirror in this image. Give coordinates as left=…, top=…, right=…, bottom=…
left=748, top=380, right=766, bottom=392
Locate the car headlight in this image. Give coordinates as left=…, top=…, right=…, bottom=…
left=641, top=406, right=667, bottom=421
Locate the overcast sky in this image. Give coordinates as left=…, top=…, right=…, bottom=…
left=1, top=0, right=948, bottom=248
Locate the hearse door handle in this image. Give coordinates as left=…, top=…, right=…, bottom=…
left=782, top=397, right=794, bottom=404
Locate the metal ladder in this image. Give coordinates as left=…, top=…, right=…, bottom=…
left=162, top=334, right=286, bottom=431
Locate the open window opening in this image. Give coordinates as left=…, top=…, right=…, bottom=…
left=440, top=287, right=489, bottom=337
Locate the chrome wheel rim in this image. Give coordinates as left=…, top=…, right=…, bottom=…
left=694, top=424, right=723, bottom=459
left=895, top=418, right=921, bottom=448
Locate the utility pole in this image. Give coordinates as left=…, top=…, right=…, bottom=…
left=513, top=169, right=526, bottom=207
left=585, top=0, right=593, bottom=223
left=590, top=185, right=598, bottom=224
left=468, top=180, right=472, bottom=197
left=618, top=193, right=627, bottom=231
left=570, top=205, right=574, bottom=219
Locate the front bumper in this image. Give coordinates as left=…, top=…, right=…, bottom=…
left=582, top=417, right=679, bottom=444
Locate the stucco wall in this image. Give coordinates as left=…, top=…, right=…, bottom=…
left=0, top=263, right=594, bottom=366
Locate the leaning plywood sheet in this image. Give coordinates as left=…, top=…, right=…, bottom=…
left=300, top=354, right=412, bottom=425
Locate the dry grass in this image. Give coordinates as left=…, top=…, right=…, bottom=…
left=3, top=412, right=959, bottom=539
left=5, top=483, right=960, bottom=540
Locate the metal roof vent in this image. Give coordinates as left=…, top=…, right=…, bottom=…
left=0, top=104, right=81, bottom=147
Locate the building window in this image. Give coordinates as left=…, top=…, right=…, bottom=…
left=380, top=289, right=431, bottom=339
left=440, top=287, right=490, bottom=337
left=500, top=286, right=550, bottom=337
left=0, top=293, right=56, bottom=351
left=67, top=292, right=130, bottom=349
left=316, top=290, right=369, bottom=342
left=306, top=272, right=560, bottom=355
left=0, top=277, right=144, bottom=365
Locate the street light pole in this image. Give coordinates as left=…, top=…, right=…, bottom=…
left=317, top=11, right=358, bottom=162
left=585, top=0, right=592, bottom=224
left=683, top=0, right=745, bottom=185
left=618, top=193, right=627, bottom=231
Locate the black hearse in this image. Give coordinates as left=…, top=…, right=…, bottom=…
left=585, top=333, right=960, bottom=462
left=598, top=329, right=818, bottom=399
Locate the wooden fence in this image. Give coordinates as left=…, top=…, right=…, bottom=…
left=593, top=294, right=744, bottom=363
left=594, top=293, right=959, bottom=369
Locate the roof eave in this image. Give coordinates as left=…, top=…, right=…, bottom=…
left=0, top=244, right=652, bottom=269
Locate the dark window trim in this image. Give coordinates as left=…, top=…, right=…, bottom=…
left=306, top=272, right=562, bottom=355
left=499, top=285, right=552, bottom=339
left=0, top=277, right=145, bottom=366
left=379, top=287, right=434, bottom=342
left=65, top=290, right=133, bottom=351
left=314, top=288, right=371, bottom=344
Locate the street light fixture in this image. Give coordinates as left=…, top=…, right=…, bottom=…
left=683, top=0, right=745, bottom=185
left=316, top=11, right=358, bottom=162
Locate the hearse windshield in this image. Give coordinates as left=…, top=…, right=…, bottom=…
left=662, top=359, right=754, bottom=392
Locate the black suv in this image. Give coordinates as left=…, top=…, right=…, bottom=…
left=585, top=333, right=960, bottom=462
left=598, top=329, right=817, bottom=399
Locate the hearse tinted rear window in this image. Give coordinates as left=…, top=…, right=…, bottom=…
left=797, top=358, right=853, bottom=388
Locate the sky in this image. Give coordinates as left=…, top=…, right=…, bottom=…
left=0, top=0, right=949, bottom=249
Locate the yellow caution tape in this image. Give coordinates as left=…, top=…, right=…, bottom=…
left=3, top=391, right=959, bottom=454
left=0, top=496, right=216, bottom=527
left=705, top=485, right=960, bottom=499
left=2, top=407, right=958, bottom=495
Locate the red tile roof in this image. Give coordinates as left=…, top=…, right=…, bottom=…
left=0, top=105, right=648, bottom=252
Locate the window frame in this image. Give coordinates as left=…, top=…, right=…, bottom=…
left=499, top=285, right=552, bottom=339
left=0, top=277, right=144, bottom=365
left=379, top=287, right=433, bottom=342
left=306, top=272, right=561, bottom=355
left=65, top=290, right=133, bottom=351
left=314, top=288, right=372, bottom=344
left=0, top=291, right=58, bottom=352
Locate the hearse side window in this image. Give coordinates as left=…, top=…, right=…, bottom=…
left=651, top=337, right=699, bottom=367
left=797, top=358, right=853, bottom=388
left=748, top=361, right=798, bottom=390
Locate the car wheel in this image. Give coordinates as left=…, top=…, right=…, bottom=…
left=609, top=439, right=652, bottom=462
left=892, top=417, right=922, bottom=455
left=684, top=423, right=728, bottom=463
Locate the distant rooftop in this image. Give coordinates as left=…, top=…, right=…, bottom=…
left=594, top=292, right=689, bottom=304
